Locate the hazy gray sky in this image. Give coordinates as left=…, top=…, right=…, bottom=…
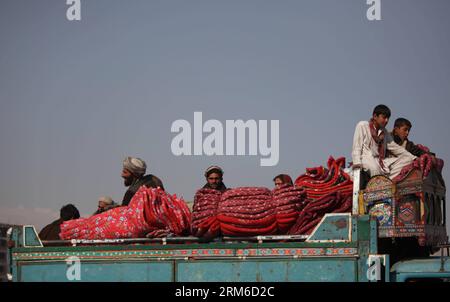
left=1, top=0, right=449, bottom=231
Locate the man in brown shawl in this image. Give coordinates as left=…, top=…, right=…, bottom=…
left=39, top=204, right=80, bottom=240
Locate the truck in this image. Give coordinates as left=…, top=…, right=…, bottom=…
left=1, top=167, right=449, bottom=282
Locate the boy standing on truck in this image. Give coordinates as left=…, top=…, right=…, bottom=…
left=351, top=105, right=416, bottom=179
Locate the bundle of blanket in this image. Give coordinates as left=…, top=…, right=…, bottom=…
left=288, top=156, right=353, bottom=235
left=191, top=188, right=222, bottom=239
left=394, top=153, right=445, bottom=183
left=294, top=156, right=353, bottom=200
left=288, top=191, right=352, bottom=235
left=190, top=186, right=305, bottom=238
left=60, top=186, right=191, bottom=240
left=217, top=187, right=278, bottom=236
left=272, top=185, right=306, bottom=233
left=143, top=188, right=192, bottom=238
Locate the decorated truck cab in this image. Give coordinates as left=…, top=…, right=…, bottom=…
left=360, top=167, right=446, bottom=247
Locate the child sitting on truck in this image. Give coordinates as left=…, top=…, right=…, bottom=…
left=392, top=118, right=437, bottom=158
left=351, top=104, right=417, bottom=179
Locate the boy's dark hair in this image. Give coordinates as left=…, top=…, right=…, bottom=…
left=60, top=204, right=80, bottom=221
left=394, top=118, right=412, bottom=129
left=373, top=104, right=391, bottom=118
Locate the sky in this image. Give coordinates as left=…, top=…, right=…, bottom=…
left=0, top=0, right=449, bottom=232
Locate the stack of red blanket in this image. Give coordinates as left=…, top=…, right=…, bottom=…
left=294, top=156, right=353, bottom=200
left=217, top=187, right=277, bottom=236
left=288, top=191, right=352, bottom=235
left=273, top=185, right=306, bottom=233
left=191, top=188, right=222, bottom=238
left=144, top=188, right=192, bottom=238
left=288, top=157, right=353, bottom=235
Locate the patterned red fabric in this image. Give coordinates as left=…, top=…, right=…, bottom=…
left=60, top=186, right=191, bottom=240
left=273, top=185, right=306, bottom=233
left=289, top=156, right=353, bottom=235
left=369, top=119, right=387, bottom=170
left=393, top=153, right=445, bottom=182
left=144, top=188, right=192, bottom=237
left=191, top=188, right=222, bottom=238
left=288, top=191, right=352, bottom=235
left=191, top=158, right=352, bottom=238
left=295, top=156, right=353, bottom=201
left=218, top=187, right=277, bottom=236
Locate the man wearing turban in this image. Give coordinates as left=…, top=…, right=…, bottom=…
left=121, top=156, right=165, bottom=206
left=203, top=165, right=228, bottom=192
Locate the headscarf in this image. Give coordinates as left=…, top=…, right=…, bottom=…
left=369, top=118, right=386, bottom=170
left=273, top=174, right=293, bottom=186
left=123, top=156, right=147, bottom=177
left=99, top=196, right=114, bottom=206
left=204, top=165, right=224, bottom=178
left=203, top=165, right=227, bottom=192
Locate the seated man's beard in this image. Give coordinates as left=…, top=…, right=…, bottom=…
left=123, top=176, right=134, bottom=186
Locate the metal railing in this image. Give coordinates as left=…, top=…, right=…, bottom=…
left=40, top=234, right=309, bottom=247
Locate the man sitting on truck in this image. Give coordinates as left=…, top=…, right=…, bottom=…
left=39, top=204, right=80, bottom=240
left=121, top=156, right=165, bottom=206
left=351, top=104, right=417, bottom=179
left=203, top=165, right=228, bottom=192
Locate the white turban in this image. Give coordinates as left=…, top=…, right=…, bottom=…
left=98, top=196, right=114, bottom=205
left=123, top=156, right=147, bottom=177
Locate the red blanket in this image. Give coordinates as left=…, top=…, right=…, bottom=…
left=60, top=186, right=191, bottom=240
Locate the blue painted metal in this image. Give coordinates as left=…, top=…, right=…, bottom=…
left=390, top=257, right=450, bottom=282
left=307, top=214, right=351, bottom=242
left=351, top=215, right=358, bottom=242
left=177, top=259, right=358, bottom=282
left=18, top=261, right=174, bottom=282
left=23, top=226, right=42, bottom=248
left=369, top=217, right=378, bottom=254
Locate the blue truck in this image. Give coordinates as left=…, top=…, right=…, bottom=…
left=1, top=167, right=449, bottom=282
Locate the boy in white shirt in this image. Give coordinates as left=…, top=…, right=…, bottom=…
left=352, top=105, right=416, bottom=179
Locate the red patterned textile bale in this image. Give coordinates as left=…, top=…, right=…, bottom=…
left=295, top=157, right=353, bottom=201
left=143, top=188, right=192, bottom=237
left=218, top=187, right=277, bottom=236
left=191, top=188, right=222, bottom=238
left=288, top=191, right=352, bottom=235
left=393, top=153, right=445, bottom=183
left=272, top=184, right=306, bottom=233
left=60, top=186, right=191, bottom=240
left=288, top=156, right=353, bottom=235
